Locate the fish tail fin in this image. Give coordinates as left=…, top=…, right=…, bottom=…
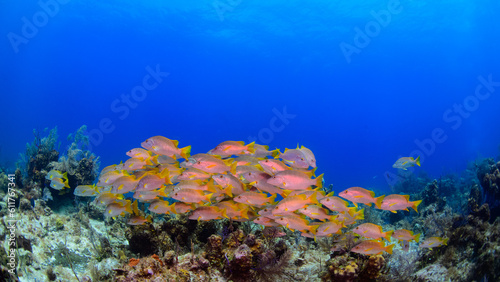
left=414, top=233, right=421, bottom=243
left=443, top=238, right=449, bottom=245
left=347, top=207, right=357, bottom=218
left=221, top=208, right=228, bottom=219
left=146, top=214, right=153, bottom=223
left=415, top=155, right=421, bottom=166
left=309, top=225, right=319, bottom=235
left=411, top=200, right=422, bottom=213
left=356, top=208, right=365, bottom=220
left=62, top=172, right=68, bottom=180
left=310, top=191, right=319, bottom=205
left=281, top=189, right=292, bottom=197
left=386, top=244, right=394, bottom=255
left=63, top=178, right=70, bottom=188
left=269, top=193, right=278, bottom=204
left=180, top=145, right=191, bottom=159
left=224, top=185, right=233, bottom=198
left=241, top=208, right=249, bottom=220
left=246, top=142, right=256, bottom=154
left=272, top=148, right=281, bottom=158
left=385, top=230, right=394, bottom=241
left=315, top=174, right=324, bottom=188
left=375, top=195, right=385, bottom=209
left=132, top=200, right=140, bottom=215
left=230, top=161, right=237, bottom=175
left=124, top=201, right=133, bottom=214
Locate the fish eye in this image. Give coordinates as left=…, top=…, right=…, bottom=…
left=301, top=158, right=304, bottom=161
left=197, top=161, right=201, bottom=165
left=219, top=175, right=223, bottom=178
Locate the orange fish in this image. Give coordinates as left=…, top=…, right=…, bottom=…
left=298, top=205, right=331, bottom=221
left=380, top=194, right=422, bottom=213
left=176, top=168, right=212, bottom=181
left=254, top=216, right=280, bottom=227
left=105, top=200, right=133, bottom=217
left=97, top=170, right=129, bottom=186
left=208, top=141, right=255, bottom=157
left=274, top=214, right=311, bottom=232
left=272, top=194, right=319, bottom=216
left=133, top=187, right=169, bottom=201
left=233, top=192, right=277, bottom=206
left=192, top=155, right=236, bottom=174
left=312, top=220, right=346, bottom=237
left=94, top=192, right=124, bottom=206
left=320, top=195, right=353, bottom=214
left=336, top=208, right=364, bottom=225
left=392, top=229, right=421, bottom=242
left=267, top=170, right=323, bottom=190
left=171, top=188, right=213, bottom=204
left=353, top=223, right=393, bottom=241
left=351, top=240, right=394, bottom=255
left=128, top=215, right=152, bottom=225
left=419, top=237, right=448, bottom=249
left=215, top=201, right=250, bottom=220
left=258, top=159, right=291, bottom=175
left=338, top=187, right=384, bottom=208
left=111, top=175, right=140, bottom=194
left=212, top=174, right=246, bottom=195
left=189, top=206, right=227, bottom=221
left=141, top=136, right=191, bottom=159
left=148, top=199, right=174, bottom=214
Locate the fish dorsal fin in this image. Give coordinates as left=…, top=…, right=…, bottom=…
left=172, top=140, right=179, bottom=147
left=404, top=195, right=410, bottom=201
left=370, top=191, right=375, bottom=197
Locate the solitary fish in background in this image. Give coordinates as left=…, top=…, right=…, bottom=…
left=393, top=156, right=421, bottom=170
left=351, top=240, right=394, bottom=255
left=419, top=237, right=449, bottom=249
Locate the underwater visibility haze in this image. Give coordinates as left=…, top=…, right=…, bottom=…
left=0, top=1, right=500, bottom=281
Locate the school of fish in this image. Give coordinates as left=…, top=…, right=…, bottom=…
left=49, top=136, right=448, bottom=255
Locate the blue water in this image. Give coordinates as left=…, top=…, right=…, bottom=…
left=1, top=1, right=499, bottom=192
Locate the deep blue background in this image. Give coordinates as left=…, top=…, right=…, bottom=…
left=1, top=1, right=499, bottom=192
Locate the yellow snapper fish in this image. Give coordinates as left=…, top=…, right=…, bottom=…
left=380, top=194, right=422, bottom=213
left=189, top=206, right=227, bottom=221
left=320, top=195, right=353, bottom=214
left=272, top=193, right=319, bottom=216
left=94, top=192, right=124, bottom=206
left=419, top=237, right=449, bottom=249
left=215, top=200, right=250, bottom=220
left=111, top=175, right=141, bottom=194
left=277, top=148, right=310, bottom=169
left=351, top=240, right=394, bottom=255
left=392, top=229, right=421, bottom=242
left=148, top=199, right=175, bottom=214
left=73, top=185, right=98, bottom=197
left=97, top=170, right=130, bottom=186
left=171, top=188, right=213, bottom=204
left=353, top=223, right=393, bottom=241
left=132, top=187, right=169, bottom=201
left=233, top=155, right=263, bottom=166
left=267, top=170, right=323, bottom=190
left=176, top=168, right=212, bottom=181
left=104, top=200, right=133, bottom=217
left=141, top=136, right=191, bottom=159
left=192, top=154, right=237, bottom=174
left=338, top=186, right=384, bottom=208
left=298, top=145, right=317, bottom=168
left=258, top=159, right=291, bottom=175
left=274, top=214, right=312, bottom=232
left=336, top=208, right=365, bottom=225
left=212, top=174, right=246, bottom=195
left=128, top=215, right=152, bottom=225
left=126, top=148, right=155, bottom=161
left=208, top=141, right=256, bottom=157
left=100, top=163, right=124, bottom=175
left=136, top=171, right=171, bottom=192
left=45, top=170, right=66, bottom=180
left=251, top=144, right=279, bottom=158
left=50, top=177, right=70, bottom=190
left=312, top=220, right=346, bottom=237
left=297, top=205, right=331, bottom=221
left=393, top=156, right=421, bottom=170
left=233, top=191, right=277, bottom=206
left=254, top=216, right=280, bottom=227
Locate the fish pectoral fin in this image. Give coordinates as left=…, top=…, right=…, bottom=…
left=390, top=210, right=397, bottom=214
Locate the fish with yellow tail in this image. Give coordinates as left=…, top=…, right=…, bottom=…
left=141, top=136, right=191, bottom=159
left=353, top=223, right=394, bottom=241
left=392, top=229, right=421, bottom=242
left=208, top=141, right=256, bottom=157
left=128, top=215, right=152, bottom=225
left=267, top=170, right=323, bottom=190
left=380, top=194, right=422, bottom=213
left=419, top=237, right=449, bottom=249
left=338, top=186, right=384, bottom=208
left=351, top=240, right=394, bottom=255
left=393, top=156, right=421, bottom=170
left=189, top=206, right=227, bottom=221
